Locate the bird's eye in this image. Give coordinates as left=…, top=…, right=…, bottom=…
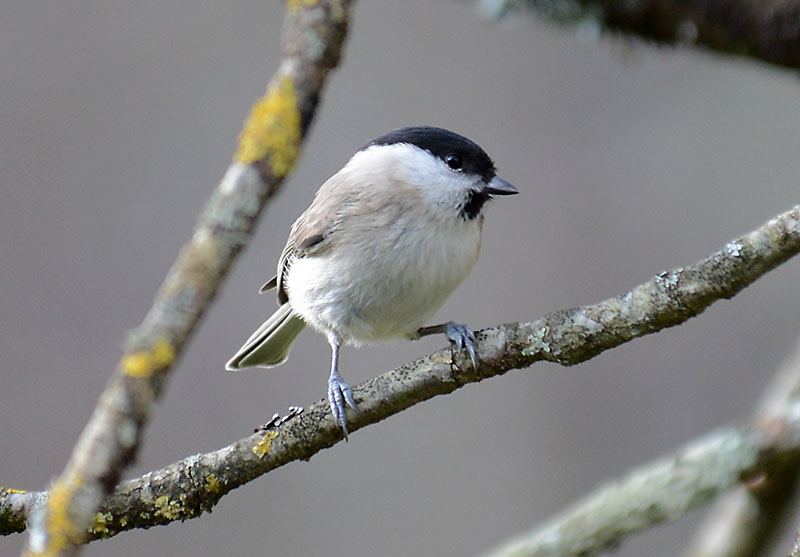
left=444, top=153, right=463, bottom=170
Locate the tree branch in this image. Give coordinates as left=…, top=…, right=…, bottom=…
left=21, top=2, right=354, bottom=555
left=682, top=337, right=800, bottom=557
left=4, top=205, right=798, bottom=542
left=480, top=0, right=800, bottom=70
left=485, top=330, right=800, bottom=557
left=484, top=404, right=800, bottom=557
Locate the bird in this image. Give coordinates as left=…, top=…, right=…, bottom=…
left=226, top=126, right=517, bottom=438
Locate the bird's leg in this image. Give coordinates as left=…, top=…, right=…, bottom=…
left=417, top=321, right=478, bottom=370
left=327, top=336, right=357, bottom=440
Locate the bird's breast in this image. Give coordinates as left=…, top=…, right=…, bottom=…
left=286, top=213, right=482, bottom=344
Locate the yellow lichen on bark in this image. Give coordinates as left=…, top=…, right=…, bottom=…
left=90, top=512, right=113, bottom=536
left=288, top=0, right=319, bottom=9
left=153, top=495, right=183, bottom=520
left=30, top=477, right=85, bottom=555
left=234, top=75, right=301, bottom=178
left=253, top=430, right=279, bottom=458
left=120, top=337, right=176, bottom=379
left=205, top=474, right=221, bottom=494
left=1, top=487, right=27, bottom=494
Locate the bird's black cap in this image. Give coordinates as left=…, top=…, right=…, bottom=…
left=366, top=126, right=497, bottom=182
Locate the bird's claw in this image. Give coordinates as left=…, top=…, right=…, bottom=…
left=443, top=321, right=478, bottom=370
left=328, top=376, right=357, bottom=440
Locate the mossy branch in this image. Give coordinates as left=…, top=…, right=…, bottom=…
left=21, top=2, right=354, bottom=555
left=4, top=205, right=798, bottom=544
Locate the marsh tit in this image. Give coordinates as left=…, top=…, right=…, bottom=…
left=226, top=126, right=517, bottom=438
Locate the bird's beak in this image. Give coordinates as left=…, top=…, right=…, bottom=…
left=484, top=176, right=518, bottom=196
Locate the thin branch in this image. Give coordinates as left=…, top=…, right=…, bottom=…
left=480, top=0, right=800, bottom=70
left=4, top=205, right=798, bottom=542
left=21, top=2, right=354, bottom=555
left=682, top=337, right=800, bottom=557
left=792, top=533, right=800, bottom=557
left=483, top=404, right=800, bottom=557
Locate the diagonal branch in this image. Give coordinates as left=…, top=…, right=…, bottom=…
left=484, top=403, right=800, bottom=557
left=21, top=2, right=355, bottom=555
left=682, top=337, right=800, bottom=556
left=4, top=205, right=798, bottom=542
left=486, top=332, right=800, bottom=557
left=480, top=0, right=800, bottom=70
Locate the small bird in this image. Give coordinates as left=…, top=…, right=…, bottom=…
left=226, top=126, right=517, bottom=437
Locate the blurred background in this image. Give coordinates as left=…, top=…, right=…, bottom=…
left=1, top=1, right=799, bottom=555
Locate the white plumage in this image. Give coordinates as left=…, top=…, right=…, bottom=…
left=226, top=127, right=516, bottom=438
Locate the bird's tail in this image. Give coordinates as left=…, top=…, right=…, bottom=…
left=226, top=304, right=306, bottom=370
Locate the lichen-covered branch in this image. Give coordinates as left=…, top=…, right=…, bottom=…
left=515, top=206, right=800, bottom=369
left=484, top=404, right=800, bottom=557
left=21, top=2, right=354, bottom=555
left=4, top=206, right=798, bottom=543
left=1, top=489, right=42, bottom=536
left=480, top=0, right=800, bottom=70
left=485, top=332, right=800, bottom=557
left=682, top=338, right=800, bottom=557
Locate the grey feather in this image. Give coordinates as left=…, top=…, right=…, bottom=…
left=225, top=304, right=306, bottom=370
left=259, top=276, right=278, bottom=293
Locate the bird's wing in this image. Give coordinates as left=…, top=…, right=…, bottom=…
left=265, top=204, right=340, bottom=304
left=261, top=169, right=357, bottom=304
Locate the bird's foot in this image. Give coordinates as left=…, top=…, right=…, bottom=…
left=442, top=321, right=478, bottom=370
left=328, top=374, right=357, bottom=440
left=417, top=321, right=479, bottom=369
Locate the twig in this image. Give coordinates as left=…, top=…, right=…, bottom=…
left=683, top=338, right=800, bottom=557
left=792, top=532, right=800, bottom=557
left=21, top=2, right=354, bottom=555
left=4, top=205, right=798, bottom=543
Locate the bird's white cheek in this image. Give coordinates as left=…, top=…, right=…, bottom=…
left=400, top=153, right=479, bottom=210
